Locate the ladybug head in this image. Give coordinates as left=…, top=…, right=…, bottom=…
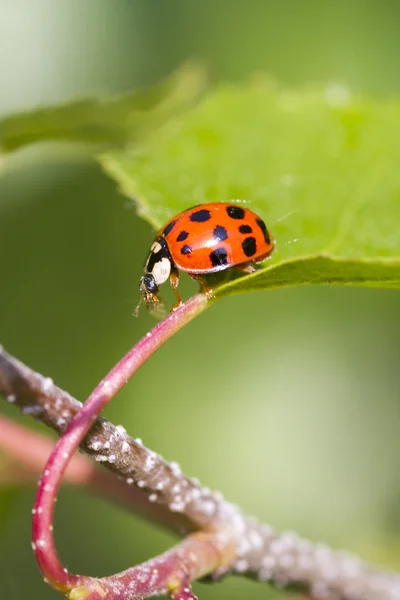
left=141, top=274, right=158, bottom=296
left=134, top=237, right=173, bottom=317
left=134, top=274, right=160, bottom=317
left=138, top=273, right=158, bottom=305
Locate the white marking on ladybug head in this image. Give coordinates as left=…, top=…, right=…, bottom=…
left=152, top=257, right=171, bottom=286
left=151, top=241, right=162, bottom=253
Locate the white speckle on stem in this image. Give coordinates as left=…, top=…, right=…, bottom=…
left=248, top=530, right=264, bottom=549
left=94, top=455, right=108, bottom=462
left=144, top=453, right=156, bottom=472
left=121, top=441, right=130, bottom=453
left=188, top=487, right=201, bottom=501
left=169, top=461, right=181, bottom=476
left=169, top=500, right=186, bottom=512
left=43, top=377, right=53, bottom=393
left=200, top=500, right=215, bottom=516
left=88, top=440, right=102, bottom=451
left=269, top=538, right=288, bottom=555
left=235, top=559, right=248, bottom=573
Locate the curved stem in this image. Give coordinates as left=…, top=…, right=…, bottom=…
left=32, top=293, right=209, bottom=591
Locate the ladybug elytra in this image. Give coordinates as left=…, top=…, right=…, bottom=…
left=137, top=202, right=274, bottom=313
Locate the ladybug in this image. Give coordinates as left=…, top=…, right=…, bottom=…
left=137, top=202, right=274, bottom=313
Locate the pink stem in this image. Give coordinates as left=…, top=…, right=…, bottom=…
left=71, top=532, right=229, bottom=600
left=32, top=294, right=209, bottom=592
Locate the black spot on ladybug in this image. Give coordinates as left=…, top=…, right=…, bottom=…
left=190, top=209, right=211, bottom=223
left=242, top=237, right=257, bottom=257
left=181, top=244, right=193, bottom=255
left=256, top=218, right=271, bottom=245
left=213, top=225, right=228, bottom=242
left=210, top=247, right=228, bottom=267
left=177, top=231, right=189, bottom=242
left=163, top=220, right=177, bottom=236
left=239, top=224, right=252, bottom=234
left=227, top=205, right=245, bottom=220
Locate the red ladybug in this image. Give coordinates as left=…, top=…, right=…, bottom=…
left=137, top=202, right=274, bottom=312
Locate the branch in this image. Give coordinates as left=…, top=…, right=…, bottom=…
left=68, top=531, right=228, bottom=600
left=0, top=414, right=192, bottom=532
left=1, top=340, right=400, bottom=600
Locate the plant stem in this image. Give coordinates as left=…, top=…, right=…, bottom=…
left=2, top=338, right=400, bottom=599
left=31, top=293, right=209, bottom=591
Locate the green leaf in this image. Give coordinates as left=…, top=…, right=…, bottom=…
left=0, top=62, right=207, bottom=153
left=101, top=80, right=400, bottom=294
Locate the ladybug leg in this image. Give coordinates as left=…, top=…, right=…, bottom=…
left=235, top=263, right=257, bottom=274
left=170, top=267, right=183, bottom=311
left=190, top=274, right=214, bottom=299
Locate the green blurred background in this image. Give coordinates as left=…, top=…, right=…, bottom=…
left=1, top=1, right=400, bottom=598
